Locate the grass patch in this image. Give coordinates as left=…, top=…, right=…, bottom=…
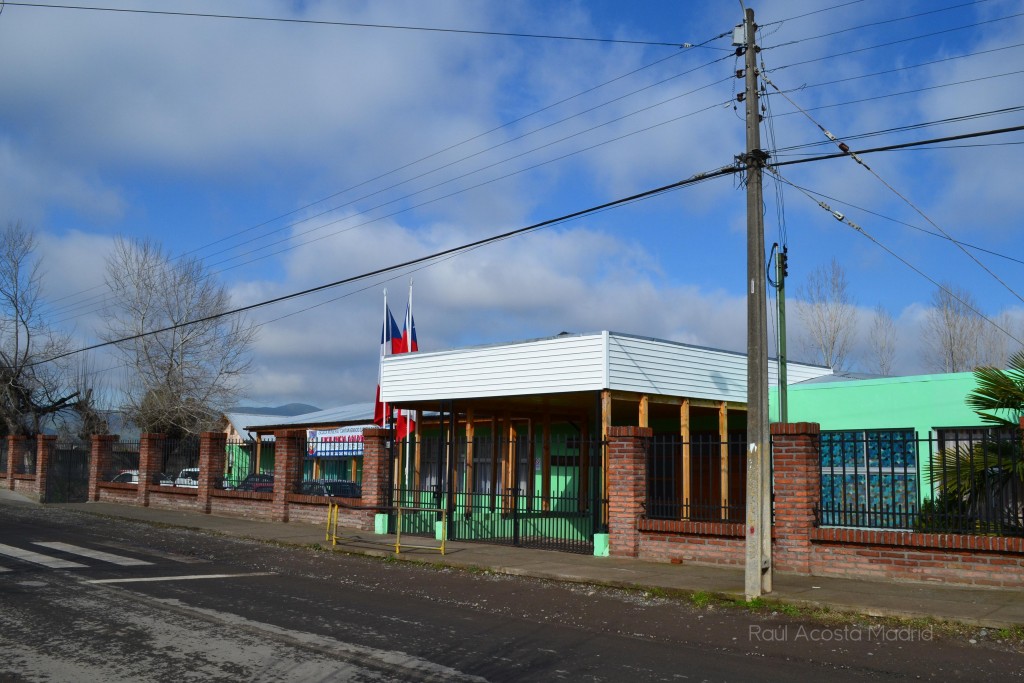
left=690, top=591, right=714, bottom=609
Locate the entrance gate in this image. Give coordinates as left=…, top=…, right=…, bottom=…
left=46, top=441, right=90, bottom=503
left=388, top=432, right=606, bottom=555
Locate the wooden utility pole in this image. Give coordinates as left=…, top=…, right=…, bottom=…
left=740, top=7, right=772, bottom=599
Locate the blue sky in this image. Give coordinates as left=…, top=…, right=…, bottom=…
left=0, top=0, right=1021, bottom=408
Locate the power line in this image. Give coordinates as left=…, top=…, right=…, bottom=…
left=761, top=0, right=869, bottom=27
left=770, top=179, right=1024, bottom=267
left=767, top=70, right=1024, bottom=118
left=767, top=10, right=1024, bottom=70
left=33, top=165, right=738, bottom=367
left=775, top=170, right=1023, bottom=347
left=46, top=93, right=734, bottom=328
left=772, top=105, right=1024, bottom=155
left=44, top=52, right=732, bottom=317
left=762, top=74, right=1024, bottom=307
left=765, top=0, right=998, bottom=49
left=4, top=2, right=724, bottom=48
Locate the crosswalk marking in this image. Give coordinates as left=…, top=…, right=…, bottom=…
left=0, top=566, right=9, bottom=573
left=0, top=543, right=87, bottom=569
left=33, top=542, right=153, bottom=567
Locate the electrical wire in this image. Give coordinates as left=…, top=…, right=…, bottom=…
left=764, top=179, right=1024, bottom=267
left=2, top=2, right=722, bottom=48
left=761, top=0, right=868, bottom=27
left=33, top=164, right=739, bottom=367
left=762, top=74, right=1024, bottom=307
left=764, top=0, right=998, bottom=50
left=768, top=10, right=1024, bottom=70
left=44, top=53, right=733, bottom=318
left=773, top=169, right=1023, bottom=347
left=767, top=70, right=1024, bottom=118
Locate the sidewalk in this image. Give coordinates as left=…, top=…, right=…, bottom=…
left=6, top=488, right=1023, bottom=629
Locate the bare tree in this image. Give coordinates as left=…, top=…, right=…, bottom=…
left=866, top=304, right=898, bottom=375
left=795, top=259, right=857, bottom=370
left=0, top=222, right=93, bottom=435
left=103, top=238, right=257, bottom=438
left=977, top=311, right=1021, bottom=369
left=921, top=283, right=982, bottom=373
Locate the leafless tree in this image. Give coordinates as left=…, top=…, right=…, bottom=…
left=0, top=222, right=93, bottom=435
left=866, top=305, right=898, bottom=375
left=103, top=238, right=257, bottom=438
left=795, top=259, right=857, bottom=370
left=921, top=283, right=982, bottom=373
left=977, top=311, right=1021, bottom=369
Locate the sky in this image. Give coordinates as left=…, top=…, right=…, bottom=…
left=0, top=0, right=1022, bottom=410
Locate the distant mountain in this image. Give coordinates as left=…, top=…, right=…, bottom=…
left=229, top=403, right=321, bottom=417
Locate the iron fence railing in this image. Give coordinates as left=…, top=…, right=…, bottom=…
left=645, top=433, right=747, bottom=523
left=106, top=440, right=141, bottom=481
left=221, top=438, right=276, bottom=490
left=818, top=429, right=1023, bottom=536
left=13, top=439, right=37, bottom=475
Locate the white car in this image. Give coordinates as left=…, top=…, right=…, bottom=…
left=110, top=469, right=174, bottom=486
left=174, top=468, right=200, bottom=488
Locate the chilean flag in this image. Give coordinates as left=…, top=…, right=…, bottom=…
left=395, top=285, right=418, bottom=439
left=373, top=297, right=402, bottom=427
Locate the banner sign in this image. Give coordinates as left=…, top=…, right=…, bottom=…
left=306, top=425, right=372, bottom=458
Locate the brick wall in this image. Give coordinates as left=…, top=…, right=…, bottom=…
left=198, top=432, right=227, bottom=513
left=628, top=420, right=1024, bottom=588
left=607, top=426, right=650, bottom=557
left=88, top=435, right=117, bottom=501
left=361, top=427, right=390, bottom=512
left=272, top=430, right=304, bottom=522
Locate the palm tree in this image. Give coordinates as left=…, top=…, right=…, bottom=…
left=921, top=351, right=1024, bottom=534
left=966, top=349, right=1024, bottom=428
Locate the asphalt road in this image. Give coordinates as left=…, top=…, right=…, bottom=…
left=0, top=504, right=1021, bottom=682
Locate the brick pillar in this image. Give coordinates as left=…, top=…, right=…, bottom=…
left=5, top=435, right=18, bottom=489
left=138, top=433, right=165, bottom=507
left=197, top=432, right=227, bottom=514
left=272, top=429, right=304, bottom=522
left=361, top=428, right=390, bottom=510
left=35, top=435, right=55, bottom=503
left=607, top=425, right=651, bottom=558
left=771, top=422, right=821, bottom=574
left=88, top=434, right=117, bottom=501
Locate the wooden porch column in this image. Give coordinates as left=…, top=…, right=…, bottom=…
left=579, top=417, right=590, bottom=513
left=639, top=395, right=649, bottom=428
left=465, top=408, right=475, bottom=510
left=719, top=401, right=729, bottom=520
left=413, top=410, right=422, bottom=502
left=526, top=418, right=535, bottom=508
left=542, top=413, right=551, bottom=511
left=490, top=417, right=499, bottom=508
left=601, top=389, right=611, bottom=526
left=680, top=399, right=691, bottom=520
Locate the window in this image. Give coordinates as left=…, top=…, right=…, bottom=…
left=819, top=429, right=918, bottom=529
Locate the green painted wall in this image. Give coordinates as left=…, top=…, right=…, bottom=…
left=770, top=372, right=983, bottom=437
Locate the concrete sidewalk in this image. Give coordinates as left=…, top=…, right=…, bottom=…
left=6, top=489, right=1023, bottom=629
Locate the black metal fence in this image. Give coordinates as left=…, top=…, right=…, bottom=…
left=297, top=434, right=362, bottom=495
left=645, top=433, right=748, bottom=522
left=13, top=439, right=37, bottom=475
left=46, top=440, right=90, bottom=502
left=223, top=438, right=276, bottom=490
left=161, top=437, right=200, bottom=482
left=817, top=429, right=1023, bottom=536
left=106, top=440, right=141, bottom=481
left=389, top=433, right=604, bottom=554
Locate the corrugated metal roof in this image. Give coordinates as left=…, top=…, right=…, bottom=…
left=241, top=402, right=376, bottom=431
left=380, top=331, right=832, bottom=404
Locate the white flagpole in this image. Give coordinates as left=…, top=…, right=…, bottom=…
left=403, top=280, right=413, bottom=485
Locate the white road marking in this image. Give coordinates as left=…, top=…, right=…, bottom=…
left=33, top=542, right=153, bottom=567
left=0, top=543, right=87, bottom=569
left=85, top=572, right=275, bottom=584
left=0, top=566, right=9, bottom=572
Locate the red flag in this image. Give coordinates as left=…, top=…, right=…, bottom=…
left=373, top=297, right=402, bottom=427
left=395, top=284, right=418, bottom=439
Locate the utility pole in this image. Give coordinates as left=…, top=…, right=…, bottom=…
left=777, top=246, right=789, bottom=424
left=738, top=6, right=772, bottom=600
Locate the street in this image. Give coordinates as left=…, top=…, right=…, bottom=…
left=0, top=503, right=1020, bottom=682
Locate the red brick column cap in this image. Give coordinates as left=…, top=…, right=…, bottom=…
left=770, top=422, right=820, bottom=436
left=607, top=425, right=653, bottom=438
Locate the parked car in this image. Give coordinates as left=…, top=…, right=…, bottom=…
left=174, top=467, right=200, bottom=488
left=299, top=479, right=362, bottom=498
left=110, top=470, right=174, bottom=486
left=235, top=473, right=274, bottom=493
